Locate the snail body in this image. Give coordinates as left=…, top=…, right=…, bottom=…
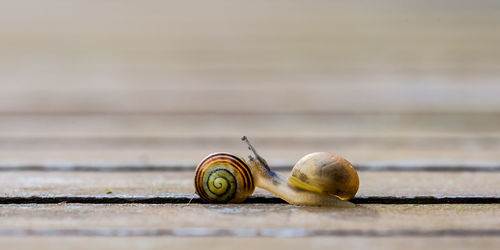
left=193, top=137, right=359, bottom=207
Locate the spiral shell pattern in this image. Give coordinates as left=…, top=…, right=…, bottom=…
left=194, top=153, right=255, bottom=203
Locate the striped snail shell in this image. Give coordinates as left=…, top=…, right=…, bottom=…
left=193, top=137, right=358, bottom=207
left=194, top=152, right=255, bottom=203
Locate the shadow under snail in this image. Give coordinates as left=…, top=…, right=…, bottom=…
left=194, top=136, right=359, bottom=207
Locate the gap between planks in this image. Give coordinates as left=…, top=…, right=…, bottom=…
left=0, top=195, right=498, bottom=205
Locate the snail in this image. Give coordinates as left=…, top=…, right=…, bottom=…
left=194, top=136, right=359, bottom=207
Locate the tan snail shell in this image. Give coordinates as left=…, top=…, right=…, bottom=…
left=289, top=152, right=359, bottom=200
left=194, top=137, right=359, bottom=207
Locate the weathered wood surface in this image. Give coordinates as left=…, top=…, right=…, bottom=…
left=0, top=203, right=498, bottom=250
left=0, top=1, right=499, bottom=248
left=1, top=237, right=499, bottom=250
left=0, top=0, right=499, bottom=168
left=0, top=114, right=498, bottom=168
left=1, top=1, right=500, bottom=114
left=0, top=171, right=497, bottom=198
left=1, top=83, right=499, bottom=114
left=0, top=204, right=497, bottom=231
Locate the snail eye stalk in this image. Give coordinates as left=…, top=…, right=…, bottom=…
left=241, top=136, right=270, bottom=170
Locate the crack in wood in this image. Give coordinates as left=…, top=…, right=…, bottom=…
left=0, top=195, right=497, bottom=204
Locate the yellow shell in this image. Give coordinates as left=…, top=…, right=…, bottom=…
left=288, top=152, right=359, bottom=200
left=194, top=153, right=255, bottom=203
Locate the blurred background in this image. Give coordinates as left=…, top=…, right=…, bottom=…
left=0, top=0, right=499, bottom=169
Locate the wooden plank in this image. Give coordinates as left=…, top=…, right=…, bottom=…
left=0, top=204, right=497, bottom=231
left=0, top=171, right=497, bottom=197
left=1, top=148, right=499, bottom=170
left=2, top=114, right=498, bottom=138
left=0, top=114, right=498, bottom=168
left=0, top=1, right=500, bottom=113
left=0, top=83, right=499, bottom=113
left=2, top=1, right=499, bottom=72
left=0, top=237, right=498, bottom=250
left=1, top=1, right=499, bottom=71
left=0, top=2, right=498, bottom=249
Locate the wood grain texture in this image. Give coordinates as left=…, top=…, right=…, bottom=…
left=0, top=114, right=498, bottom=167
left=0, top=237, right=499, bottom=250
left=0, top=1, right=499, bottom=113
left=0, top=83, right=499, bottom=114
left=0, top=0, right=499, bottom=167
left=0, top=171, right=497, bottom=197
left=0, top=204, right=497, bottom=231
left=0, top=1, right=498, bottom=248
